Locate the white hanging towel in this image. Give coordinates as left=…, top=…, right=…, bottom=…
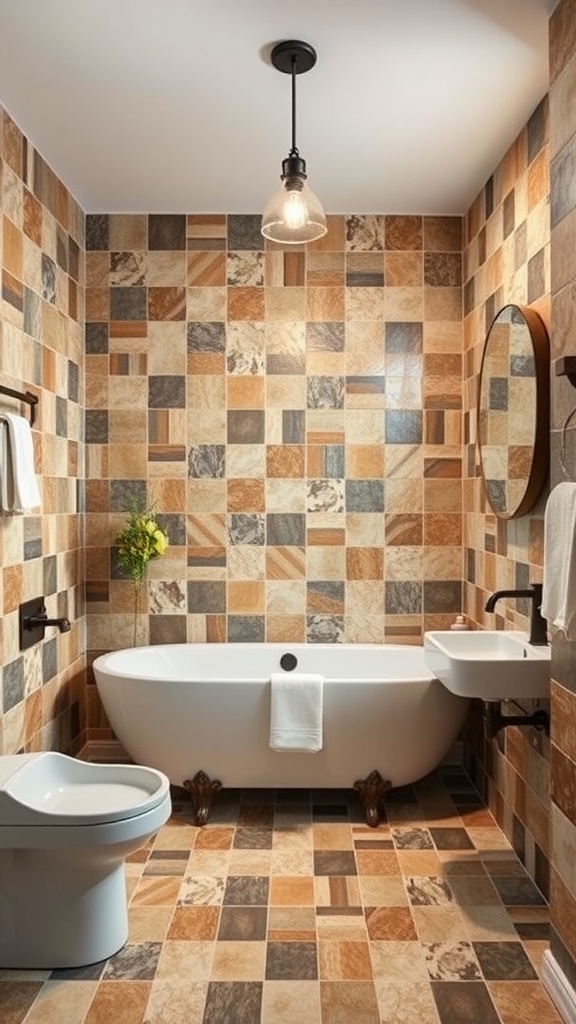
left=269, top=672, right=324, bottom=753
left=541, top=481, right=576, bottom=640
left=0, top=413, right=41, bottom=513
left=0, top=419, right=9, bottom=511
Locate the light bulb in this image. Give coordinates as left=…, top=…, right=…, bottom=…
left=262, top=175, right=327, bottom=244
left=283, top=187, right=308, bottom=230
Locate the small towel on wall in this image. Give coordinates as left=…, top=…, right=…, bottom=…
left=541, top=481, right=576, bottom=640
left=0, top=413, right=41, bottom=513
left=269, top=672, right=324, bottom=753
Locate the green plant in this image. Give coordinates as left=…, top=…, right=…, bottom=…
left=114, top=504, right=169, bottom=643
left=115, top=504, right=169, bottom=586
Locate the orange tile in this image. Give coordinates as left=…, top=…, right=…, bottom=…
left=195, top=826, right=234, bottom=849
left=270, top=876, right=315, bottom=905
left=148, top=286, right=186, bottom=321
left=386, top=214, right=423, bottom=250
left=187, top=352, right=225, bottom=376
left=306, top=286, right=345, bottom=321
left=228, top=580, right=265, bottom=614
left=384, top=251, right=423, bottom=286
left=266, top=615, right=306, bottom=642
left=307, top=528, right=345, bottom=546
left=84, top=982, right=150, bottom=1024
left=188, top=250, right=226, bottom=286
left=266, top=445, right=305, bottom=478
left=424, top=513, right=463, bottom=545
left=346, top=548, right=384, bottom=580
left=227, top=376, right=265, bottom=408
left=318, top=940, right=374, bottom=980
left=131, top=877, right=181, bottom=906
left=3, top=110, right=23, bottom=175
left=355, top=851, right=401, bottom=876
left=228, top=286, right=265, bottom=320
left=528, top=147, right=549, bottom=210
left=23, top=188, right=43, bottom=245
left=167, top=905, right=220, bottom=940
left=3, top=563, right=23, bottom=613
left=365, top=906, right=418, bottom=940
left=307, top=215, right=346, bottom=251
left=227, top=478, right=265, bottom=512
left=488, top=982, right=563, bottom=1024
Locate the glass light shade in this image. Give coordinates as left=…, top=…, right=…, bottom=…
left=261, top=177, right=327, bottom=244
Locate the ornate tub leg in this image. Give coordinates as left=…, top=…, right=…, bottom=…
left=353, top=770, right=391, bottom=828
left=183, top=770, right=222, bottom=826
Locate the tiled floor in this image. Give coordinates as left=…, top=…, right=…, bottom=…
left=1, top=767, right=563, bottom=1024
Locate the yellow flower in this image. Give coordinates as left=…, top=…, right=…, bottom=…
left=153, top=529, right=168, bottom=555
left=114, top=505, right=169, bottom=586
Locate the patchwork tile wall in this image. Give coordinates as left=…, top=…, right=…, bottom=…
left=461, top=100, right=551, bottom=893
left=547, top=0, right=576, bottom=991
left=84, top=211, right=465, bottom=680
left=0, top=105, right=85, bottom=756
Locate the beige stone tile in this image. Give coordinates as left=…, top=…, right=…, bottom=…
left=128, top=906, right=174, bottom=943
left=228, top=849, right=273, bottom=875
left=270, top=848, right=314, bottom=876
left=272, top=826, right=313, bottom=850
left=374, top=980, right=442, bottom=1024
left=22, top=980, right=98, bottom=1024
left=155, top=940, right=214, bottom=981
left=467, top=827, right=515, bottom=852
left=313, top=824, right=354, bottom=850
left=411, top=905, right=469, bottom=943
left=261, top=980, right=321, bottom=1024
left=358, top=876, right=408, bottom=907
left=369, top=940, right=428, bottom=981
left=320, top=979, right=380, bottom=1024
left=268, top=906, right=317, bottom=939
left=211, top=941, right=266, bottom=980
left=143, top=979, right=207, bottom=1024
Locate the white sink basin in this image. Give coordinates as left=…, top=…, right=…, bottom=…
left=423, top=630, right=550, bottom=701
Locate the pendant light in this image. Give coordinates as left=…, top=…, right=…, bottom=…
left=261, top=40, right=327, bottom=245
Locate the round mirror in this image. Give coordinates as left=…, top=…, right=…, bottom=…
left=477, top=304, right=550, bottom=519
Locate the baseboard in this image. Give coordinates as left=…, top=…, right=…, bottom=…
left=541, top=950, right=576, bottom=1024
left=78, top=739, right=131, bottom=764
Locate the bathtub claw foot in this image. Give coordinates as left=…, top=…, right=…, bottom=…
left=353, top=770, right=391, bottom=828
left=183, top=771, right=222, bottom=826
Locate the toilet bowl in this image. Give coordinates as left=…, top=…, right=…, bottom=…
left=0, top=752, right=171, bottom=969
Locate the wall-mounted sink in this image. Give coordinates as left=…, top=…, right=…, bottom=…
left=423, top=630, right=550, bottom=701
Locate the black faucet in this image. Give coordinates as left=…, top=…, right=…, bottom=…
left=485, top=582, right=548, bottom=646
left=24, top=613, right=71, bottom=634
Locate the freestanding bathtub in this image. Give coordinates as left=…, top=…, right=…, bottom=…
left=93, top=643, right=469, bottom=825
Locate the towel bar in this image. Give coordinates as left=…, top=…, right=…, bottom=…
left=0, top=385, right=39, bottom=425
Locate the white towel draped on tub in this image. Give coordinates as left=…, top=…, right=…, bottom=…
left=269, top=673, right=324, bottom=752
left=0, top=413, right=41, bottom=514
left=542, top=481, right=576, bottom=640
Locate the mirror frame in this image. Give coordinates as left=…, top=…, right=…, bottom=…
left=477, top=303, right=550, bottom=520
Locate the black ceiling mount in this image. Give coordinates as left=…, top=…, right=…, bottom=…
left=270, top=40, right=317, bottom=75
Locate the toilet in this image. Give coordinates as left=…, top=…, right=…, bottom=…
left=0, top=751, right=171, bottom=969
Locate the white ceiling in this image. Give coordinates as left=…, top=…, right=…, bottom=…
left=0, top=0, right=561, bottom=216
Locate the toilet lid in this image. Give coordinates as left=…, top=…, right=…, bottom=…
left=0, top=753, right=171, bottom=826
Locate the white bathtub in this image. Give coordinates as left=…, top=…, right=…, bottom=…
left=93, top=643, right=469, bottom=800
